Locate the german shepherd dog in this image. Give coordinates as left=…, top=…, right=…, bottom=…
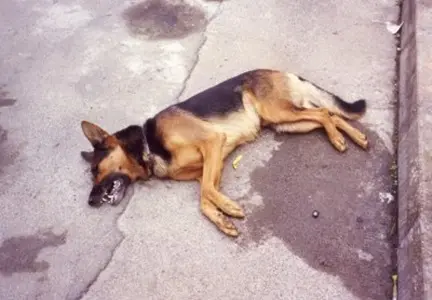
left=80, top=69, right=368, bottom=237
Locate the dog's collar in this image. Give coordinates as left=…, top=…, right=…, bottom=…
left=141, top=125, right=154, bottom=176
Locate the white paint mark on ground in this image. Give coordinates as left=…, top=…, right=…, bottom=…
left=33, top=4, right=93, bottom=36
left=124, top=55, right=147, bottom=75
left=158, top=45, right=188, bottom=84
left=356, top=249, right=374, bottom=262
left=379, top=192, right=394, bottom=204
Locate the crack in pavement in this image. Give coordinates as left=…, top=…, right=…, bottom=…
left=73, top=236, right=125, bottom=300
left=175, top=1, right=224, bottom=103
left=72, top=201, right=130, bottom=300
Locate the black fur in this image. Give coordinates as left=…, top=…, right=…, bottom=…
left=114, top=125, right=147, bottom=166
left=176, top=71, right=252, bottom=118
left=334, top=97, right=366, bottom=114
left=143, top=118, right=172, bottom=161
left=89, top=147, right=109, bottom=177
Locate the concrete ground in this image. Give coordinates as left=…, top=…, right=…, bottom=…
left=0, top=0, right=399, bottom=299
left=417, top=2, right=432, bottom=297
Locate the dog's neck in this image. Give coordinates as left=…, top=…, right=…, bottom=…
left=140, top=123, right=154, bottom=177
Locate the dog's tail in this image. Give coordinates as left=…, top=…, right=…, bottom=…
left=287, top=73, right=367, bottom=120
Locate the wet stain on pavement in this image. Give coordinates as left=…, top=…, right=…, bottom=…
left=0, top=125, right=24, bottom=176
left=0, top=85, right=17, bottom=107
left=0, top=126, right=7, bottom=144
left=122, top=0, right=208, bottom=40
left=0, top=229, right=67, bottom=276
left=0, top=85, right=18, bottom=172
left=0, top=126, right=13, bottom=175
left=239, top=127, right=396, bottom=300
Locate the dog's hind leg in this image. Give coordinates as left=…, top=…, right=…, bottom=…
left=259, top=103, right=348, bottom=152
left=272, top=121, right=322, bottom=134
left=272, top=114, right=368, bottom=149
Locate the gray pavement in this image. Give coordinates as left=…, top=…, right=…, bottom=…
left=417, top=1, right=432, bottom=296
left=0, top=0, right=399, bottom=299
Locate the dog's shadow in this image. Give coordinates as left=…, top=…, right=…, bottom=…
left=236, top=126, right=396, bottom=300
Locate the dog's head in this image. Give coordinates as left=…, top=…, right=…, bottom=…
left=80, top=121, right=151, bottom=207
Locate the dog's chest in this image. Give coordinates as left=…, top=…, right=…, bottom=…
left=151, top=155, right=170, bottom=178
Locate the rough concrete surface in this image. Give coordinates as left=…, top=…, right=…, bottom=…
left=417, top=1, right=432, bottom=297
left=397, top=0, right=432, bottom=299
left=0, top=0, right=399, bottom=299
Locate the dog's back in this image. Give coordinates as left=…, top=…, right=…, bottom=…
left=152, top=69, right=366, bottom=160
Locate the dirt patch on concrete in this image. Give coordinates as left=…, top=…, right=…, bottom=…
left=122, top=0, right=208, bottom=40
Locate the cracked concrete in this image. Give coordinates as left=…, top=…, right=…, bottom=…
left=74, top=197, right=130, bottom=300
left=174, top=1, right=223, bottom=103
left=0, top=0, right=399, bottom=299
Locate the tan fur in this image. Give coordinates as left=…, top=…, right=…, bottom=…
left=96, top=144, right=147, bottom=183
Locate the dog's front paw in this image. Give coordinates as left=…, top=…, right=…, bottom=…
left=218, top=199, right=245, bottom=219
left=218, top=218, right=240, bottom=237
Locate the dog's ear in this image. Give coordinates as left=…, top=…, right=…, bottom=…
left=80, top=151, right=94, bottom=162
left=81, top=121, right=110, bottom=147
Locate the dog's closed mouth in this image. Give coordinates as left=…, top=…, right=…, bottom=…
left=102, top=179, right=123, bottom=205
left=89, top=173, right=131, bottom=207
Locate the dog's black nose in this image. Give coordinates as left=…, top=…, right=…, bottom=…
left=88, top=199, right=103, bottom=207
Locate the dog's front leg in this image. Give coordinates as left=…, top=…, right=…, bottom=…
left=198, top=132, right=245, bottom=220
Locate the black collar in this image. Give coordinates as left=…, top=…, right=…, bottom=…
left=141, top=124, right=154, bottom=176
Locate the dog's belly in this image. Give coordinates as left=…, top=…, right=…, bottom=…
left=209, top=107, right=261, bottom=160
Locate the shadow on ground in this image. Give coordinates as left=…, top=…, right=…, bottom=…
left=236, top=126, right=396, bottom=300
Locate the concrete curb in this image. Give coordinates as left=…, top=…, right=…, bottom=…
left=397, top=0, right=425, bottom=299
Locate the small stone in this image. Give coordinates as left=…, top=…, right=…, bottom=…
left=312, top=210, right=319, bottom=218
